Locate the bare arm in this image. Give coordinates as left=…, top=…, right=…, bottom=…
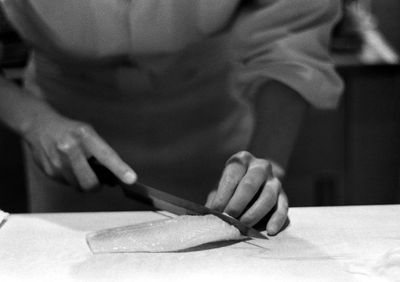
left=206, top=0, right=341, bottom=235
left=207, top=80, right=307, bottom=235
left=0, top=75, right=136, bottom=189
left=0, top=76, right=55, bottom=136
left=248, top=80, right=308, bottom=177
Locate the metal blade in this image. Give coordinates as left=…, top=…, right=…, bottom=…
left=121, top=182, right=268, bottom=239
left=87, top=158, right=267, bottom=239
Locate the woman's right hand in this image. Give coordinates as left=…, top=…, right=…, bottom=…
left=23, top=111, right=137, bottom=191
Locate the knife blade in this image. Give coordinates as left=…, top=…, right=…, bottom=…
left=88, top=158, right=267, bottom=239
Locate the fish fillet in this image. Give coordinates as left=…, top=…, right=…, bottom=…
left=86, top=214, right=243, bottom=253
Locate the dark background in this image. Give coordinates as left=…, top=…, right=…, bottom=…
left=1, top=0, right=399, bottom=212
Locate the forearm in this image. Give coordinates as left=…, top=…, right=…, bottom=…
left=0, top=75, right=58, bottom=137
left=247, top=80, right=308, bottom=177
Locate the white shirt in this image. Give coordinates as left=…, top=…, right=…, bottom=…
left=2, top=0, right=343, bottom=212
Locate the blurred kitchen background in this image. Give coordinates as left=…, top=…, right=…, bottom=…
left=0, top=0, right=399, bottom=212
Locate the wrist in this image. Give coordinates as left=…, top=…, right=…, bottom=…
left=19, top=97, right=60, bottom=140
left=0, top=77, right=61, bottom=138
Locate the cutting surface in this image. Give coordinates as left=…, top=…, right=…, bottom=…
left=0, top=206, right=399, bottom=282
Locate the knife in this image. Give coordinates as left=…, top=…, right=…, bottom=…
left=88, top=157, right=267, bottom=239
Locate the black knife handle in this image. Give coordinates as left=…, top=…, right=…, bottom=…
left=88, top=157, right=119, bottom=186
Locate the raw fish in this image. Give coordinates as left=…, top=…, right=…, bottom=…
left=86, top=214, right=243, bottom=253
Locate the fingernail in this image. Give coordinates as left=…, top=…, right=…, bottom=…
left=123, top=171, right=137, bottom=184
left=267, top=224, right=277, bottom=236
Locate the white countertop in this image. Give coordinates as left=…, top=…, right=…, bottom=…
left=0, top=205, right=399, bottom=282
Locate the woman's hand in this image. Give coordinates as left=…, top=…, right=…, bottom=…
left=23, top=111, right=137, bottom=191
left=206, top=151, right=288, bottom=235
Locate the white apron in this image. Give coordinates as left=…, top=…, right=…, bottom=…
left=1, top=0, right=343, bottom=212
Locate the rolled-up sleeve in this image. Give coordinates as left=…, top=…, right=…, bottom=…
left=232, top=0, right=344, bottom=109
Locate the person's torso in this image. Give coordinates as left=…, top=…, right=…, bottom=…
left=3, top=0, right=253, bottom=173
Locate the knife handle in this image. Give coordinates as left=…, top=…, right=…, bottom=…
left=88, top=157, right=119, bottom=186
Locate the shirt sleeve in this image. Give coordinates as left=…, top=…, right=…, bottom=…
left=0, top=3, right=29, bottom=68
left=232, top=0, right=344, bottom=109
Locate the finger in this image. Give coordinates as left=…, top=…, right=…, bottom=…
left=205, top=190, right=217, bottom=208
left=68, top=150, right=99, bottom=191
left=38, top=152, right=56, bottom=178
left=54, top=156, right=79, bottom=187
left=41, top=153, right=77, bottom=187
left=79, top=128, right=137, bottom=184
left=46, top=149, right=76, bottom=186
left=58, top=137, right=99, bottom=191
left=239, top=177, right=280, bottom=226
left=209, top=161, right=246, bottom=212
left=59, top=165, right=79, bottom=188
left=267, top=190, right=289, bottom=236
left=224, top=160, right=269, bottom=218
left=225, top=151, right=253, bottom=167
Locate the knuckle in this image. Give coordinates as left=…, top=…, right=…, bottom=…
left=227, top=151, right=254, bottom=167
left=44, top=166, right=62, bottom=179
left=49, top=158, right=63, bottom=170
left=273, top=178, right=283, bottom=190
left=44, top=166, right=55, bottom=177
left=249, top=162, right=269, bottom=175
left=96, top=146, right=116, bottom=160
left=235, top=151, right=252, bottom=160
left=57, top=138, right=79, bottom=154
left=74, top=124, right=94, bottom=138
left=257, top=159, right=270, bottom=170
left=267, top=177, right=281, bottom=190
left=223, top=174, right=239, bottom=185
left=242, top=177, right=259, bottom=189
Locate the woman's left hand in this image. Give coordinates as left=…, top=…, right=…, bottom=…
left=205, top=151, right=288, bottom=235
